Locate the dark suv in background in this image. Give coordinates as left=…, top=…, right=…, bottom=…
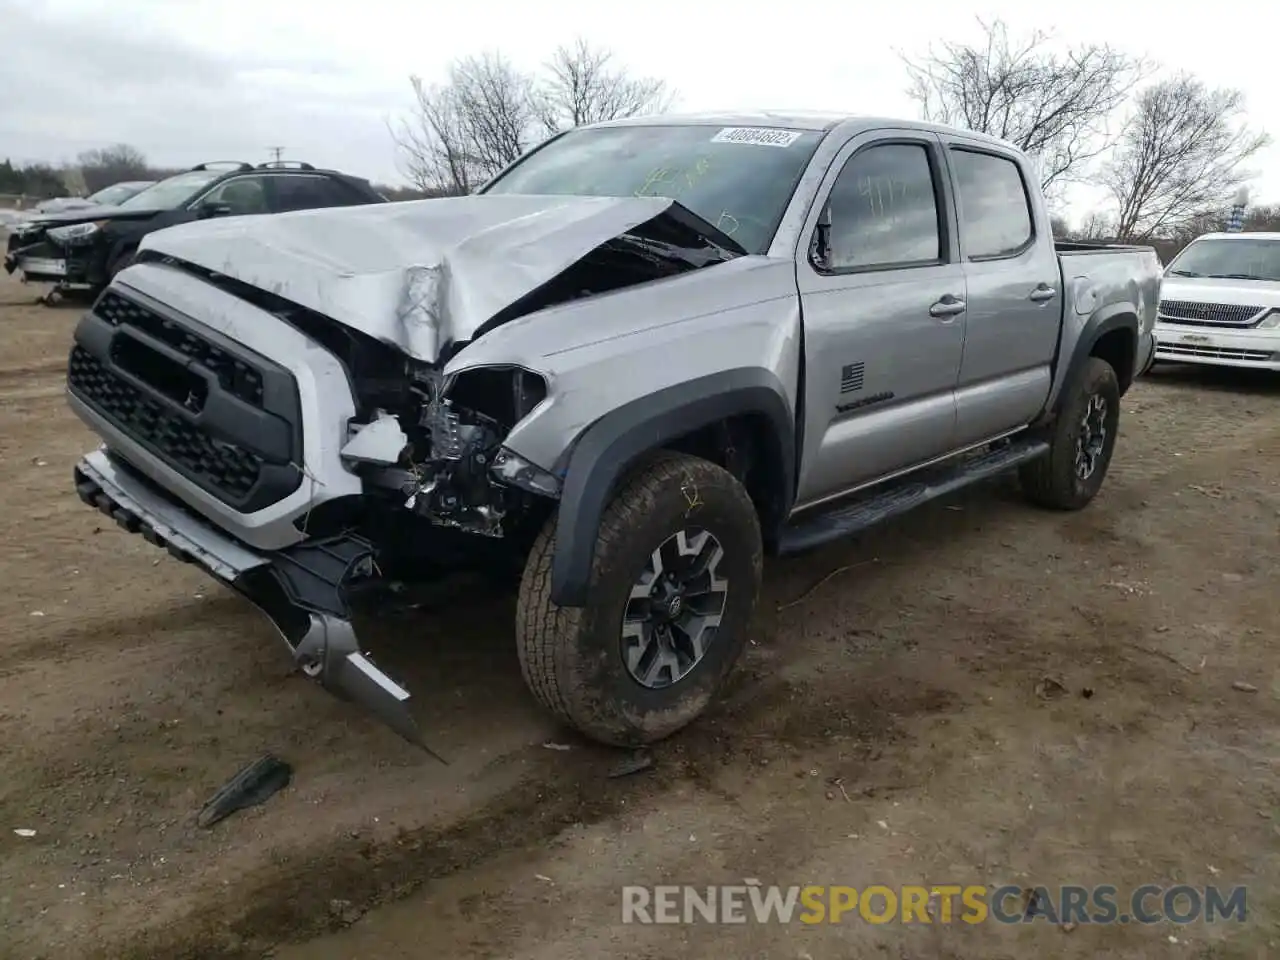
left=5, top=160, right=385, bottom=292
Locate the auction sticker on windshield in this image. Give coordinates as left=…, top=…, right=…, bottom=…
left=710, top=127, right=803, bottom=148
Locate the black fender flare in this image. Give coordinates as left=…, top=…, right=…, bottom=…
left=1050, top=305, right=1138, bottom=416
left=549, top=368, right=796, bottom=608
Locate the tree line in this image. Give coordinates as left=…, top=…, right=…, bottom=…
left=7, top=25, right=1269, bottom=244
left=0, top=144, right=427, bottom=204
left=0, top=145, right=183, bottom=200
left=396, top=26, right=1269, bottom=245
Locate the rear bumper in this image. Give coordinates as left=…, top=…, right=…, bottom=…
left=73, top=449, right=421, bottom=744
left=1153, top=323, right=1280, bottom=371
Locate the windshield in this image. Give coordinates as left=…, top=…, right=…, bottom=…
left=118, top=170, right=223, bottom=211
left=87, top=182, right=148, bottom=206
left=483, top=124, right=825, bottom=255
left=1166, top=237, right=1280, bottom=282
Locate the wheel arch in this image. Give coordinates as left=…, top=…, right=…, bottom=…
left=1052, top=306, right=1139, bottom=417
left=550, top=368, right=796, bottom=607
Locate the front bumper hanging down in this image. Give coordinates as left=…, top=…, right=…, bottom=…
left=73, top=450, right=440, bottom=758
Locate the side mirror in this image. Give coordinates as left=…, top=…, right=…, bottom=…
left=198, top=202, right=233, bottom=219
left=811, top=204, right=833, bottom=270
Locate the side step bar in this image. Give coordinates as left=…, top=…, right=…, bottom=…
left=779, top=439, right=1050, bottom=555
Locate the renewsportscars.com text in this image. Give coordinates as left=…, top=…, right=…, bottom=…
left=621, top=883, right=1247, bottom=925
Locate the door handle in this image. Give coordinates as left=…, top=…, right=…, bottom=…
left=1029, top=284, right=1057, bottom=303
left=929, top=296, right=967, bottom=319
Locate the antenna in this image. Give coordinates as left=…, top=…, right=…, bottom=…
left=267, top=146, right=285, bottom=163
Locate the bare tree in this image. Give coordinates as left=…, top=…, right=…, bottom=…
left=1103, top=75, right=1269, bottom=241
left=393, top=42, right=675, bottom=196
left=1076, top=211, right=1114, bottom=240
left=902, top=19, right=1145, bottom=194
left=538, top=38, right=671, bottom=134
left=394, top=54, right=538, bottom=196
left=76, top=143, right=150, bottom=193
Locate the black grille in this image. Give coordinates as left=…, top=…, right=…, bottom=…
left=1158, top=299, right=1263, bottom=327
left=96, top=290, right=265, bottom=406
left=68, top=346, right=263, bottom=503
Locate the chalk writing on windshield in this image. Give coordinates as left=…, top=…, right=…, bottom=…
left=633, top=157, right=713, bottom=199
left=715, top=212, right=740, bottom=236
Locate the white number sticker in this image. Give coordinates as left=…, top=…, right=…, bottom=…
left=710, top=127, right=802, bottom=148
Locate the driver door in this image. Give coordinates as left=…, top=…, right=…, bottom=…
left=190, top=175, right=271, bottom=217
left=793, top=131, right=965, bottom=508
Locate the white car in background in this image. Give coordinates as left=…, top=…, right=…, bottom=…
left=1154, top=232, right=1280, bottom=371
left=32, top=180, right=155, bottom=215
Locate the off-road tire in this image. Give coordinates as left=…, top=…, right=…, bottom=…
left=1020, top=356, right=1121, bottom=510
left=516, top=452, right=763, bottom=747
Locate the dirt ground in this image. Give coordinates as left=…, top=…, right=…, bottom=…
left=1, top=264, right=1278, bottom=960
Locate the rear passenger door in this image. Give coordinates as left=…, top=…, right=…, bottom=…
left=794, top=131, right=965, bottom=507
left=940, top=139, right=1061, bottom=446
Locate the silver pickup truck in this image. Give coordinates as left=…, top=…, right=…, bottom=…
left=65, top=112, right=1158, bottom=750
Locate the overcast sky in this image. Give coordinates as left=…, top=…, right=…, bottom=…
left=2, top=0, right=1275, bottom=223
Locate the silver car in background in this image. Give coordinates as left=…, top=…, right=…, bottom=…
left=33, top=180, right=156, bottom=215
left=1155, top=232, right=1280, bottom=371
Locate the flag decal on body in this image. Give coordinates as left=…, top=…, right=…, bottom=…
left=840, top=361, right=865, bottom=394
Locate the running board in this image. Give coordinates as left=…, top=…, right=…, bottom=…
left=778, top=439, right=1050, bottom=555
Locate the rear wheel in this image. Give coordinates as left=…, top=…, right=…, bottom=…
left=1020, top=356, right=1121, bottom=510
left=515, top=453, right=763, bottom=746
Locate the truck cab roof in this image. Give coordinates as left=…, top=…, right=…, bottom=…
left=585, top=110, right=1020, bottom=151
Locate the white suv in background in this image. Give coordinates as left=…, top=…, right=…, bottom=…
left=1155, top=232, right=1280, bottom=371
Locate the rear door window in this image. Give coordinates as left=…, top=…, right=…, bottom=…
left=270, top=175, right=361, bottom=213
left=949, top=149, right=1034, bottom=259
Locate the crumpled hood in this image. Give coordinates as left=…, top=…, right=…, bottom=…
left=136, top=194, right=692, bottom=361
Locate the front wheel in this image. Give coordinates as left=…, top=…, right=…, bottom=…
left=515, top=453, right=763, bottom=746
left=1019, top=356, right=1121, bottom=510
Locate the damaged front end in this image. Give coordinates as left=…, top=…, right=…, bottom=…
left=67, top=192, right=744, bottom=749
left=340, top=363, right=562, bottom=540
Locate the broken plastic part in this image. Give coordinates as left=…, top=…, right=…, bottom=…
left=197, top=755, right=292, bottom=828
left=490, top=447, right=562, bottom=498
left=340, top=412, right=408, bottom=466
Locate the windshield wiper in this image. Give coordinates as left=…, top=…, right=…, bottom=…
left=1205, top=273, right=1272, bottom=281
left=1168, top=269, right=1201, bottom=277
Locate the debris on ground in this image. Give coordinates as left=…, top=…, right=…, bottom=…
left=777, top=559, right=879, bottom=612
left=607, top=750, right=654, bottom=779
left=1035, top=676, right=1068, bottom=700
left=328, top=898, right=364, bottom=926
left=13, top=828, right=36, bottom=838
left=542, top=742, right=572, bottom=751
left=197, top=755, right=293, bottom=828
left=1128, top=643, right=1200, bottom=674
left=1232, top=681, right=1259, bottom=693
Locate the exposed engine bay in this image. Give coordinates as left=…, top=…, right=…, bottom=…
left=340, top=363, right=558, bottom=541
